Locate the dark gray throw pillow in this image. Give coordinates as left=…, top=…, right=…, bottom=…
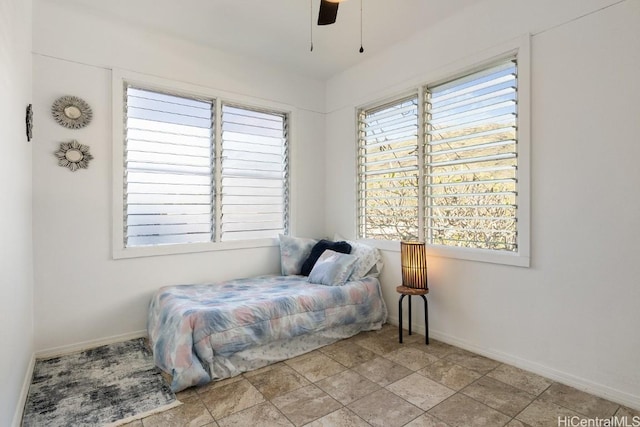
left=300, top=239, right=352, bottom=276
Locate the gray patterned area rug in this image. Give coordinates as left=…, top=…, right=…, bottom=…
left=22, top=338, right=180, bottom=426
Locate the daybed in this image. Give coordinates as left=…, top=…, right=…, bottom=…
left=148, top=236, right=387, bottom=392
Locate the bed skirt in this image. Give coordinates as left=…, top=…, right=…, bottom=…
left=201, top=321, right=384, bottom=384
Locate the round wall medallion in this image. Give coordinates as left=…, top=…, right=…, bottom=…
left=51, top=96, right=93, bottom=129
left=54, top=140, right=93, bottom=172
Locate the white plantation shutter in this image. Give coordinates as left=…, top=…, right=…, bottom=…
left=124, top=87, right=215, bottom=247
left=220, top=104, right=288, bottom=241
left=425, top=58, right=518, bottom=251
left=357, top=95, right=420, bottom=241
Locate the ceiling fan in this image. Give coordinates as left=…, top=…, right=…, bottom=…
left=311, top=0, right=364, bottom=53
left=317, top=0, right=343, bottom=25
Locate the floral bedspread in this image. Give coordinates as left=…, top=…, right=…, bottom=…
left=148, top=275, right=387, bottom=391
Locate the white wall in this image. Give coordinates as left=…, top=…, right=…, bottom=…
left=325, top=0, right=640, bottom=409
left=31, top=1, right=326, bottom=352
left=0, top=0, right=33, bottom=424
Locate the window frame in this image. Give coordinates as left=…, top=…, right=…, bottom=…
left=355, top=36, right=530, bottom=267
left=112, top=70, right=296, bottom=259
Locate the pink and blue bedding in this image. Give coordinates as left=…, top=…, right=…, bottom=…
left=148, top=274, right=387, bottom=392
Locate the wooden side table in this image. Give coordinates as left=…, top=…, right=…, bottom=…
left=396, top=286, right=429, bottom=345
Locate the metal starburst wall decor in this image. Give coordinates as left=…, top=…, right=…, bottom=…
left=51, top=96, right=93, bottom=129
left=54, top=140, right=93, bottom=172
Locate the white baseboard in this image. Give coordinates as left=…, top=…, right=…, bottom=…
left=386, top=315, right=640, bottom=411
left=12, top=353, right=35, bottom=427
left=35, top=330, right=147, bottom=359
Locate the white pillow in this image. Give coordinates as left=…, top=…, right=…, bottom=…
left=308, top=250, right=358, bottom=286
left=334, top=233, right=383, bottom=280
left=278, top=234, right=318, bottom=275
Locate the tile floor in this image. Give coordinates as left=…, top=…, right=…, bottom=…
left=125, top=325, right=638, bottom=427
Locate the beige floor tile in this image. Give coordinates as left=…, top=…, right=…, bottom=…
left=616, top=405, right=640, bottom=418
left=216, top=402, right=293, bottom=427
left=353, top=356, right=412, bottom=387
left=199, top=378, right=265, bottom=420
left=242, top=362, right=287, bottom=378
left=245, top=364, right=310, bottom=400
left=428, top=394, right=511, bottom=427
left=417, top=359, right=482, bottom=391
left=176, top=387, right=199, bottom=401
left=410, top=339, right=456, bottom=359
left=487, top=364, right=552, bottom=396
left=444, top=349, right=500, bottom=374
left=316, top=369, right=380, bottom=405
left=285, top=352, right=347, bottom=382
left=286, top=350, right=322, bottom=364
left=505, top=420, right=529, bottom=427
left=461, top=376, right=536, bottom=417
left=381, top=325, right=426, bottom=344
left=319, top=341, right=378, bottom=368
left=516, top=399, right=583, bottom=427
left=348, top=388, right=423, bottom=427
left=384, top=346, right=439, bottom=371
left=271, top=384, right=341, bottom=426
left=540, top=383, right=619, bottom=418
left=141, top=397, right=214, bottom=427
left=356, top=323, right=395, bottom=339
left=121, top=420, right=144, bottom=427
left=195, top=375, right=245, bottom=394
left=386, top=373, right=456, bottom=411
left=377, top=323, right=401, bottom=335
left=356, top=334, right=405, bottom=356
left=403, top=413, right=451, bottom=427
left=303, top=407, right=371, bottom=427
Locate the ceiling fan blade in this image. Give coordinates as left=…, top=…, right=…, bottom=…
left=318, top=0, right=339, bottom=25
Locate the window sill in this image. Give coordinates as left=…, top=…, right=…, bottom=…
left=112, top=238, right=278, bottom=260
left=358, top=238, right=529, bottom=268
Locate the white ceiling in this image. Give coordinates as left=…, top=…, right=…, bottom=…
left=50, top=0, right=481, bottom=80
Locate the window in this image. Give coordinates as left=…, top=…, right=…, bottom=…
left=357, top=53, right=529, bottom=266
left=357, top=95, right=419, bottom=241
left=220, top=104, right=288, bottom=241
left=115, top=76, right=290, bottom=257
left=426, top=59, right=518, bottom=252
left=124, top=88, right=215, bottom=247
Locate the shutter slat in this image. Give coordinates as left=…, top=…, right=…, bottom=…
left=429, top=86, right=516, bottom=116
left=127, top=204, right=211, bottom=215
left=430, top=139, right=515, bottom=156
left=364, top=102, right=418, bottom=123
left=126, top=161, right=211, bottom=176
left=429, top=180, right=516, bottom=190
left=429, top=152, right=516, bottom=168
left=127, top=171, right=210, bottom=185
left=220, top=230, right=284, bottom=242
left=428, top=112, right=516, bottom=135
left=429, top=164, right=516, bottom=178
left=429, top=125, right=515, bottom=146
left=127, top=233, right=211, bottom=246
left=363, top=124, right=418, bottom=143
left=127, top=130, right=210, bottom=148
left=430, top=99, right=516, bottom=127
left=127, top=183, right=210, bottom=195
left=127, top=140, right=211, bottom=157
left=127, top=214, right=212, bottom=226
